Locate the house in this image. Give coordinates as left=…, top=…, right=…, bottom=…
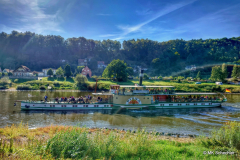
left=97, top=61, right=107, bottom=68
left=32, top=71, right=44, bottom=77
left=185, top=65, right=196, bottom=71
left=42, top=68, right=57, bottom=76
left=81, top=66, right=92, bottom=78
left=13, top=65, right=33, bottom=76
left=3, top=69, right=11, bottom=73
left=78, top=59, right=87, bottom=66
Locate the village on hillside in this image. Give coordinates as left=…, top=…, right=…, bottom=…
left=0, top=58, right=111, bottom=79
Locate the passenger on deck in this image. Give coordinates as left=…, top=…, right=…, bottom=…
left=55, top=97, right=58, bottom=103
left=44, top=95, right=48, bottom=102
left=64, top=97, right=67, bottom=102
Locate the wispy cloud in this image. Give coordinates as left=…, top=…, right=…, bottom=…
left=115, top=0, right=196, bottom=40
left=99, top=34, right=118, bottom=37
left=0, top=0, right=72, bottom=34
left=97, top=13, right=111, bottom=16
left=135, top=9, right=153, bottom=15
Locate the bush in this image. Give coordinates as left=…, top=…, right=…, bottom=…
left=14, top=79, right=18, bottom=83
left=200, top=121, right=240, bottom=151
left=16, top=85, right=31, bottom=90
left=39, top=85, right=46, bottom=90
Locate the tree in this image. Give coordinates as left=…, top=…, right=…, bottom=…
left=210, top=66, right=222, bottom=82
left=8, top=72, right=13, bottom=76
left=64, top=64, right=72, bottom=78
left=126, top=67, right=134, bottom=76
left=74, top=74, right=88, bottom=88
left=143, top=73, right=149, bottom=80
left=102, top=59, right=127, bottom=81
left=221, top=63, right=228, bottom=81
left=56, top=67, right=64, bottom=77
left=47, top=69, right=53, bottom=77
left=76, top=66, right=85, bottom=74
left=231, top=64, right=239, bottom=80
left=196, top=71, right=201, bottom=80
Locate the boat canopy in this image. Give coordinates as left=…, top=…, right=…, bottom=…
left=92, top=93, right=113, bottom=95
left=174, top=92, right=218, bottom=95
left=118, top=85, right=174, bottom=88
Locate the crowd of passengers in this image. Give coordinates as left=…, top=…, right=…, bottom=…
left=120, top=88, right=173, bottom=94
left=169, top=95, right=221, bottom=102
left=43, top=95, right=106, bottom=103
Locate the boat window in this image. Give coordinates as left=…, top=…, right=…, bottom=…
left=86, top=105, right=88, bottom=107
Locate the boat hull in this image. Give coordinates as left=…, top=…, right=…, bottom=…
left=21, top=101, right=222, bottom=111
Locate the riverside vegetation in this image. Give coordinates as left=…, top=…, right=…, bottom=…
left=0, top=121, right=239, bottom=159
left=2, top=76, right=240, bottom=93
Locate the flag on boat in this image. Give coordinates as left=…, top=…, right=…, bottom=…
left=225, top=89, right=231, bottom=93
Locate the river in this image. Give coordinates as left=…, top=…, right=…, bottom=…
left=0, top=91, right=239, bottom=135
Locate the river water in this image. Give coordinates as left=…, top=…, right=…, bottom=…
left=0, top=91, right=239, bottom=135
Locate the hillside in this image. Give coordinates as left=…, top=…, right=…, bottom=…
left=0, top=31, right=239, bottom=76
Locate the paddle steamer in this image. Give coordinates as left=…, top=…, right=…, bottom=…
left=20, top=70, right=227, bottom=111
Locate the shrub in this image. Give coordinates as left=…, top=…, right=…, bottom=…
left=16, top=85, right=31, bottom=90
left=14, top=79, right=18, bottom=83
left=200, top=121, right=240, bottom=151
left=39, top=85, right=46, bottom=90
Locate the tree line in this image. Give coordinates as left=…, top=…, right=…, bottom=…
left=0, top=31, right=240, bottom=76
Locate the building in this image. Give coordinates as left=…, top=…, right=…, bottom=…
left=13, top=65, right=33, bottom=76
left=32, top=71, right=44, bottom=77
left=97, top=61, right=107, bottom=68
left=78, top=59, right=87, bottom=66
left=3, top=69, right=12, bottom=74
left=185, top=65, right=196, bottom=71
left=81, top=66, right=92, bottom=78
left=42, top=68, right=57, bottom=76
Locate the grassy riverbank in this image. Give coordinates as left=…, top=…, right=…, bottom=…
left=0, top=122, right=239, bottom=159
left=7, top=77, right=240, bottom=93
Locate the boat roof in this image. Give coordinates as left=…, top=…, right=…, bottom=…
left=92, top=93, right=113, bottom=95
left=174, top=92, right=218, bottom=95
left=118, top=85, right=174, bottom=88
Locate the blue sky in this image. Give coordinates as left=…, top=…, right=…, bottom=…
left=0, top=0, right=239, bottom=42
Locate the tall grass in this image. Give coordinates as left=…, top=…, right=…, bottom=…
left=200, top=121, right=240, bottom=151
left=0, top=122, right=239, bottom=159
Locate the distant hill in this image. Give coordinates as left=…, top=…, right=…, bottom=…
left=0, top=31, right=239, bottom=76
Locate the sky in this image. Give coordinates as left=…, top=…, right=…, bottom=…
left=0, top=0, right=240, bottom=42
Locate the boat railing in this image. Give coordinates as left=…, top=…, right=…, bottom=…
left=153, top=99, right=224, bottom=104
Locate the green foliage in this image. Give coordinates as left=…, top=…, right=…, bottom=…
left=158, top=76, right=162, bottom=80
left=16, top=85, right=31, bottom=90
left=8, top=72, right=13, bottom=76
left=74, top=74, right=88, bottom=89
left=221, top=63, right=228, bottom=80
left=200, top=121, right=240, bottom=151
left=210, top=66, right=222, bottom=82
left=56, top=67, right=64, bottom=77
left=76, top=66, right=85, bottom=73
left=126, top=67, right=134, bottom=76
left=47, top=69, right=53, bottom=76
left=102, top=59, right=127, bottom=82
left=231, top=64, right=239, bottom=79
left=4, top=73, right=8, bottom=76
left=64, top=64, right=72, bottom=78
left=14, top=79, right=18, bottom=83
left=143, top=73, right=149, bottom=80
left=39, top=85, right=46, bottom=90
left=0, top=72, right=2, bottom=77
left=196, top=71, right=201, bottom=80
